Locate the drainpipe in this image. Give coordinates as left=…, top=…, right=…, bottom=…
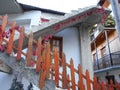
left=109, top=0, right=120, bottom=40
left=104, top=30, right=113, bottom=66
left=93, top=40, right=99, bottom=69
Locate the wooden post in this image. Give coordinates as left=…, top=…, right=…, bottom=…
left=86, top=70, right=91, bottom=90
left=116, top=81, right=120, bottom=90
left=62, top=53, right=68, bottom=89
left=70, top=59, right=76, bottom=90
left=40, top=48, right=46, bottom=89
left=101, top=81, right=105, bottom=90
left=26, top=32, right=33, bottom=66
left=93, top=76, right=97, bottom=90
left=45, top=43, right=51, bottom=78
left=78, top=64, right=84, bottom=90
left=67, top=75, right=70, bottom=90
left=54, top=48, right=59, bottom=86
left=39, top=70, right=46, bottom=89
left=16, top=26, right=24, bottom=60
left=7, top=21, right=16, bottom=54
left=0, top=15, right=8, bottom=47
left=109, top=80, right=114, bottom=90
left=36, top=38, right=42, bottom=72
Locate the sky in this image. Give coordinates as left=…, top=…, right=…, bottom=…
left=17, top=0, right=99, bottom=13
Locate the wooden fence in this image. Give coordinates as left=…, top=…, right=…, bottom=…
left=0, top=15, right=120, bottom=90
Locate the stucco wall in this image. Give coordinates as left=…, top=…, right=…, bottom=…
left=95, top=69, right=120, bottom=83
left=41, top=12, right=63, bottom=20
left=56, top=27, right=81, bottom=67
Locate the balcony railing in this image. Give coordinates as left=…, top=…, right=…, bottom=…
left=94, top=51, right=120, bottom=71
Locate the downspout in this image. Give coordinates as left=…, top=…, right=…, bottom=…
left=104, top=30, right=113, bottom=66
left=93, top=40, right=100, bottom=69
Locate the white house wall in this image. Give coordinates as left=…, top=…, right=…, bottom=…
left=95, top=69, right=120, bottom=83
left=41, top=12, right=63, bottom=20
left=6, top=10, right=41, bottom=29
left=56, top=27, right=81, bottom=67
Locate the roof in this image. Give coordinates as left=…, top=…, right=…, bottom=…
left=13, top=6, right=111, bottom=50
left=0, top=0, right=65, bottom=15
left=0, top=0, right=23, bottom=14
left=19, top=3, right=65, bottom=15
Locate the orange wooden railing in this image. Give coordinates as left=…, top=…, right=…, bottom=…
left=0, top=15, right=120, bottom=90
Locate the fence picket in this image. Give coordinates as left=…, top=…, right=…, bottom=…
left=109, top=80, right=114, bottom=90
left=86, top=70, right=91, bottom=90
left=67, top=75, right=70, bottom=90
left=78, top=64, right=84, bottom=90
left=70, top=59, right=76, bottom=90
left=0, top=15, right=8, bottom=47
left=45, top=43, right=51, bottom=78
left=36, top=38, right=42, bottom=72
left=116, top=81, right=120, bottom=90
left=16, top=26, right=24, bottom=60
left=26, top=32, right=33, bottom=66
left=93, top=76, right=97, bottom=90
left=62, top=53, right=68, bottom=89
left=101, top=81, right=105, bottom=90
left=54, top=48, right=59, bottom=86
left=7, top=21, right=16, bottom=54
left=39, top=70, right=46, bottom=89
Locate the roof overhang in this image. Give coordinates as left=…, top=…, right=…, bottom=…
left=13, top=6, right=111, bottom=50
left=0, top=0, right=23, bottom=15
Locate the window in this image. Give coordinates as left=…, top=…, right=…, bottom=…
left=50, top=36, right=63, bottom=58
left=101, top=46, right=106, bottom=57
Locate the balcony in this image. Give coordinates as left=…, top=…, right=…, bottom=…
left=94, top=51, right=120, bottom=71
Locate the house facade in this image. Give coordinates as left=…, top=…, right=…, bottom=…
left=91, top=24, right=120, bottom=83
left=0, top=0, right=111, bottom=90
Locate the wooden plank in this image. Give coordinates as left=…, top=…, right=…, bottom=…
left=115, top=81, right=120, bottom=90
left=62, top=53, right=68, bottom=89
left=78, top=64, right=84, bottom=90
left=36, top=38, right=42, bottom=72
left=16, top=26, right=24, bottom=60
left=39, top=71, right=46, bottom=89
left=0, top=15, right=8, bottom=47
left=7, top=21, right=16, bottom=54
left=109, top=80, right=114, bottom=90
left=54, top=48, right=59, bottom=86
left=101, top=81, right=105, bottom=90
left=45, top=43, right=51, bottom=78
left=93, top=76, right=97, bottom=90
left=86, top=70, right=91, bottom=90
left=67, top=75, right=70, bottom=90
left=70, top=59, right=76, bottom=90
left=26, top=32, right=33, bottom=66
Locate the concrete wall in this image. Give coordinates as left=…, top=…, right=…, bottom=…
left=0, top=72, right=40, bottom=90
left=56, top=27, right=81, bottom=67
left=95, top=69, right=120, bottom=83
left=7, top=10, right=41, bottom=29
left=79, top=25, right=93, bottom=79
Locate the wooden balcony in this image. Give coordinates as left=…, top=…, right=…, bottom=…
left=94, top=51, right=120, bottom=71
